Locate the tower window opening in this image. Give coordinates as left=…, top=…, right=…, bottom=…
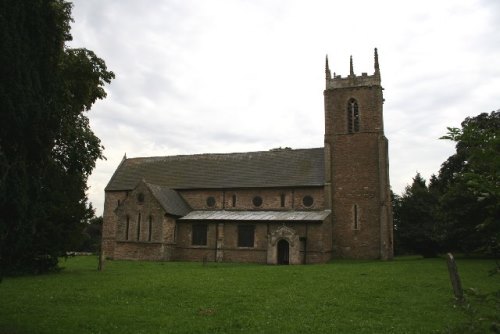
left=232, top=194, right=236, bottom=207
left=347, top=99, right=360, bottom=133
left=280, top=194, right=285, bottom=207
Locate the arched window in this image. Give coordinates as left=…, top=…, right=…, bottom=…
left=137, top=213, right=141, bottom=241
left=347, top=98, right=360, bottom=133
left=148, top=215, right=153, bottom=242
left=125, top=215, right=130, bottom=240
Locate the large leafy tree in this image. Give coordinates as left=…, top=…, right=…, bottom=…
left=395, top=111, right=499, bottom=258
left=440, top=111, right=499, bottom=256
left=0, top=0, right=114, bottom=274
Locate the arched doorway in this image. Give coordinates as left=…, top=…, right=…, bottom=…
left=277, top=239, right=289, bottom=265
left=267, top=225, right=299, bottom=265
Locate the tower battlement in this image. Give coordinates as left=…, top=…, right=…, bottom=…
left=325, top=48, right=381, bottom=89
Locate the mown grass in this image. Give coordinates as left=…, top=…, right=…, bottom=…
left=0, top=256, right=497, bottom=333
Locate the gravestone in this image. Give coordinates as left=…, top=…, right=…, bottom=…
left=446, top=253, right=464, bottom=302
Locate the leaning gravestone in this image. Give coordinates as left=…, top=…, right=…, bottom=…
left=97, top=250, right=105, bottom=271
left=446, top=253, right=464, bottom=302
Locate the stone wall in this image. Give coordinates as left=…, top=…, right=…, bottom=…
left=178, top=187, right=324, bottom=211
left=102, top=190, right=127, bottom=258
left=173, top=221, right=328, bottom=264
left=104, top=182, right=178, bottom=260
left=103, top=182, right=332, bottom=263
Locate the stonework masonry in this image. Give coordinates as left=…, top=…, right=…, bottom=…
left=101, top=49, right=393, bottom=264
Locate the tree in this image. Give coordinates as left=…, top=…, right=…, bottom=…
left=441, top=111, right=499, bottom=200
left=78, top=215, right=103, bottom=253
left=394, top=173, right=441, bottom=257
left=0, top=0, right=114, bottom=275
left=440, top=111, right=500, bottom=257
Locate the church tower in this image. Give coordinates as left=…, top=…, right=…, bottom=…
left=324, top=49, right=393, bottom=259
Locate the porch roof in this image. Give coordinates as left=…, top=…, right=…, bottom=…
left=179, top=210, right=330, bottom=222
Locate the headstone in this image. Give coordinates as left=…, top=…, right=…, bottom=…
left=97, top=250, right=105, bottom=271
left=446, top=253, right=464, bottom=302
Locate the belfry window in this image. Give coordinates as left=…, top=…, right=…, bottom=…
left=347, top=99, right=360, bottom=133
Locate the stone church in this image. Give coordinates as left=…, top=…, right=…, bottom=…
left=102, top=49, right=393, bottom=264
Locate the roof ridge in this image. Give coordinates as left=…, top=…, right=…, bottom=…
left=125, top=147, right=323, bottom=161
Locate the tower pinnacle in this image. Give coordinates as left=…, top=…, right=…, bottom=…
left=349, top=55, right=354, bottom=76
left=325, top=55, right=332, bottom=80
left=374, top=48, right=380, bottom=75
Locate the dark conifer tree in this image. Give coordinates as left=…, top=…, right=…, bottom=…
left=394, top=173, right=441, bottom=257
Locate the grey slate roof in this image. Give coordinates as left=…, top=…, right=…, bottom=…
left=145, top=183, right=191, bottom=216
left=180, top=210, right=331, bottom=222
left=106, top=148, right=325, bottom=191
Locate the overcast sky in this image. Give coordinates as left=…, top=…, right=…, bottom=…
left=68, top=0, right=500, bottom=216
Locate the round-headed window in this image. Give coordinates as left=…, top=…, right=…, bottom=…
left=137, top=193, right=145, bottom=203
left=252, top=196, right=263, bottom=207
left=302, top=195, right=314, bottom=207
left=206, top=196, right=216, bottom=208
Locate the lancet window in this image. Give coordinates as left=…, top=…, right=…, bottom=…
left=347, top=98, right=360, bottom=133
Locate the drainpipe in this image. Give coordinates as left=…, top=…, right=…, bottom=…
left=214, top=223, right=217, bottom=262
left=305, top=223, right=308, bottom=264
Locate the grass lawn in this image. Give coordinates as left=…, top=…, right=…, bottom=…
left=0, top=256, right=498, bottom=334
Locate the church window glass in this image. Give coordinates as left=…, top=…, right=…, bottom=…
left=353, top=204, right=359, bottom=230
left=252, top=196, right=263, bottom=207
left=303, top=195, right=314, bottom=207
left=238, top=225, right=255, bottom=247
left=137, top=193, right=145, bottom=203
left=125, top=215, right=130, bottom=240
left=148, top=215, right=152, bottom=242
left=192, top=223, right=208, bottom=246
left=137, top=213, right=141, bottom=240
left=206, top=196, right=216, bottom=208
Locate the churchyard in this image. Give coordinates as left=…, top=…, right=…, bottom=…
left=0, top=256, right=497, bottom=333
